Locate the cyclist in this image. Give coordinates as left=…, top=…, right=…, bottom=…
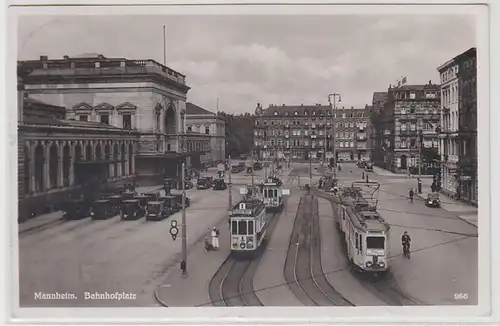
left=401, top=231, right=411, bottom=256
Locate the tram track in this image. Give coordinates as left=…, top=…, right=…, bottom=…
left=284, top=194, right=354, bottom=306
left=208, top=208, right=284, bottom=306
left=315, top=191, right=421, bottom=306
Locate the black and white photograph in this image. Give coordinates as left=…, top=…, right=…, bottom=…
left=7, top=1, right=493, bottom=323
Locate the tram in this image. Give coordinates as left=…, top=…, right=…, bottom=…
left=261, top=176, right=290, bottom=212
left=331, top=182, right=391, bottom=273
left=229, top=197, right=267, bottom=259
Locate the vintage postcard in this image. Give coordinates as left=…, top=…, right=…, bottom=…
left=6, top=1, right=492, bottom=324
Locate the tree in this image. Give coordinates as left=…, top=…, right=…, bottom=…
left=217, top=111, right=255, bottom=157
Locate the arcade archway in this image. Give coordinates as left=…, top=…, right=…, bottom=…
left=164, top=104, right=176, bottom=134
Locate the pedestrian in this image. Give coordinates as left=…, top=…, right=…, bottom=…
left=417, top=178, right=422, bottom=194
left=211, top=227, right=219, bottom=249
left=431, top=182, right=437, bottom=193
left=180, top=260, right=187, bottom=277
left=409, top=188, right=414, bottom=203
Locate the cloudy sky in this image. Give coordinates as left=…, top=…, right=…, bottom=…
left=17, top=14, right=476, bottom=114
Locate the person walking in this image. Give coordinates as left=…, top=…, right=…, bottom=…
left=211, top=227, right=219, bottom=249
left=409, top=188, right=414, bottom=203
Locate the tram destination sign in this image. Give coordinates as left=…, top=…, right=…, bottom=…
left=231, top=209, right=253, bottom=215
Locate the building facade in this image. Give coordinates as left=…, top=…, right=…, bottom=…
left=370, top=92, right=388, bottom=167
left=372, top=82, right=441, bottom=173
left=437, top=47, right=477, bottom=204
left=18, top=96, right=140, bottom=221
left=253, top=103, right=371, bottom=162
left=186, top=102, right=226, bottom=166
left=19, top=54, right=202, bottom=186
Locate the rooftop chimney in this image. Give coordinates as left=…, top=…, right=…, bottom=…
left=98, top=54, right=105, bottom=60
left=63, top=55, right=70, bottom=60
left=282, top=104, right=285, bottom=106
left=40, top=55, right=48, bottom=61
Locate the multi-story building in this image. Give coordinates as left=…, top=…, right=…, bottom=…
left=372, top=82, right=441, bottom=173
left=253, top=103, right=371, bottom=162
left=437, top=47, right=477, bottom=204
left=370, top=92, right=388, bottom=167
left=18, top=95, right=140, bottom=221
left=186, top=102, right=226, bottom=167
left=18, top=54, right=204, bottom=185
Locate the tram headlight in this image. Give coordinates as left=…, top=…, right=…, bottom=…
left=240, top=242, right=246, bottom=249
left=366, top=261, right=373, bottom=267
left=378, top=261, right=386, bottom=268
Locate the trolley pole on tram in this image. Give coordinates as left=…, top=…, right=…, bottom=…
left=181, top=163, right=187, bottom=276
left=228, top=155, right=232, bottom=210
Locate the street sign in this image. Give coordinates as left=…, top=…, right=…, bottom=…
left=170, top=226, right=179, bottom=240
left=170, top=220, right=178, bottom=227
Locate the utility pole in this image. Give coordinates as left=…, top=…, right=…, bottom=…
left=309, top=153, right=312, bottom=187
left=181, top=162, right=187, bottom=276
left=228, top=155, right=232, bottom=210
left=324, top=105, right=327, bottom=168
left=328, top=93, right=341, bottom=179
left=418, top=130, right=423, bottom=178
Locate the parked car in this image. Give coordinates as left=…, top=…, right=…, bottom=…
left=91, top=199, right=116, bottom=220
left=213, top=178, right=227, bottom=190
left=146, top=201, right=170, bottom=221
left=63, top=199, right=92, bottom=220
left=197, top=177, right=212, bottom=190
left=121, top=199, right=146, bottom=220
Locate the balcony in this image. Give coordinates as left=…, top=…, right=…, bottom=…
left=310, top=135, right=317, bottom=139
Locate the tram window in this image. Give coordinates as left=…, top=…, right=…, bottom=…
left=231, top=221, right=238, bottom=235
left=355, top=232, right=359, bottom=249
left=273, top=189, right=278, bottom=198
left=238, top=221, right=248, bottom=235
left=366, top=236, right=385, bottom=249
left=264, top=189, right=268, bottom=198
left=248, top=221, right=254, bottom=234
left=359, top=234, right=363, bottom=252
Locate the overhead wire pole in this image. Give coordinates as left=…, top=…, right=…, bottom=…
left=228, top=155, right=232, bottom=211
left=328, top=93, right=341, bottom=180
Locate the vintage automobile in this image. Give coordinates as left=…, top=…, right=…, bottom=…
left=62, top=199, right=92, bottom=220
left=121, top=190, right=136, bottom=200
left=146, top=201, right=170, bottom=221
left=107, top=194, right=123, bottom=212
left=91, top=199, right=116, bottom=220
left=213, top=178, right=227, bottom=190
left=253, top=161, right=263, bottom=171
left=231, top=165, right=241, bottom=173
left=365, top=162, right=374, bottom=172
left=144, top=192, right=160, bottom=202
left=163, top=195, right=181, bottom=213
left=425, top=192, right=441, bottom=208
left=197, top=177, right=212, bottom=190
left=171, top=193, right=190, bottom=208
left=134, top=195, right=149, bottom=208
left=121, top=199, right=146, bottom=220
left=357, top=160, right=366, bottom=168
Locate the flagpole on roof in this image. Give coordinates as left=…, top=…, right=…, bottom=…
left=163, top=25, right=167, bottom=66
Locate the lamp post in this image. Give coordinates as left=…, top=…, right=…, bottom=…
left=327, top=93, right=342, bottom=178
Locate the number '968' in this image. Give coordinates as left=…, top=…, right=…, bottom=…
left=454, top=293, right=468, bottom=300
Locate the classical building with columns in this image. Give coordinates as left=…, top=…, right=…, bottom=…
left=18, top=96, right=140, bottom=220
left=18, top=54, right=202, bottom=186
left=185, top=102, right=226, bottom=166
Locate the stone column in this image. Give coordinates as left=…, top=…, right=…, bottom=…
left=116, top=146, right=122, bottom=177
left=43, top=143, right=50, bottom=191
left=28, top=143, right=35, bottom=193
left=131, top=143, right=136, bottom=175
left=69, top=143, right=75, bottom=186
left=58, top=142, right=64, bottom=188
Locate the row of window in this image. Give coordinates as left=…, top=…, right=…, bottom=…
left=271, top=111, right=365, bottom=118
left=257, top=118, right=367, bottom=126
left=231, top=220, right=254, bottom=235
left=399, top=122, right=434, bottom=132
left=394, top=91, right=438, bottom=100
left=399, top=107, right=439, bottom=115
left=78, top=114, right=132, bottom=130
left=441, top=65, right=459, bottom=84
left=187, top=125, right=211, bottom=135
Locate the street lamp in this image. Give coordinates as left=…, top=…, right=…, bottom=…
left=327, top=93, right=341, bottom=178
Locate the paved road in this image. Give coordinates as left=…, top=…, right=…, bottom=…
left=321, top=163, right=478, bottom=305
left=19, top=187, right=238, bottom=307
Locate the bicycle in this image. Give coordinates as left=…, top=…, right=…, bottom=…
left=403, top=243, right=411, bottom=259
